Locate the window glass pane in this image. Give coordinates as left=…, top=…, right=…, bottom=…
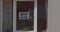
left=16, top=1, right=34, bottom=31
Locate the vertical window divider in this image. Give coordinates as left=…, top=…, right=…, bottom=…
left=34, top=0, right=37, bottom=32
left=13, top=0, right=16, bottom=32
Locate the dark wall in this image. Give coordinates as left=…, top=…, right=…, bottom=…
left=3, top=0, right=13, bottom=32
left=37, top=0, right=47, bottom=31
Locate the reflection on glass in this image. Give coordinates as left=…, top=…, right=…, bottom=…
left=37, top=0, right=48, bottom=32
left=16, top=1, right=34, bottom=31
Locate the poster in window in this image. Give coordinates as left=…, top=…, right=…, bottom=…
left=19, top=12, right=29, bottom=20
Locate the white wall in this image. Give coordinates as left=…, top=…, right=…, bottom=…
left=48, top=0, right=60, bottom=32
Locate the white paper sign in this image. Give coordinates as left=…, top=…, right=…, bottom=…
left=19, top=12, right=29, bottom=20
